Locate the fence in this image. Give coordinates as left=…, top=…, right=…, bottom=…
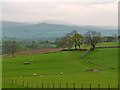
left=2, top=78, right=119, bottom=90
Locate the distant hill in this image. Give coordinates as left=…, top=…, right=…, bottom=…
left=2, top=21, right=30, bottom=27
left=42, top=20, right=73, bottom=25
left=2, top=21, right=118, bottom=41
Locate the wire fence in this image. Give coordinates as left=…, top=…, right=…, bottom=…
left=2, top=78, right=119, bottom=90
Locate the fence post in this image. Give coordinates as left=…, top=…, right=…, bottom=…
left=27, top=82, right=28, bottom=88
left=98, top=84, right=100, bottom=90
left=3, top=78, right=5, bottom=83
left=108, top=84, right=110, bottom=90
left=66, top=82, right=68, bottom=89
left=60, top=82, right=61, bottom=89
left=42, top=82, right=43, bottom=88
left=9, top=78, right=11, bottom=84
left=47, top=83, right=49, bottom=88
left=11, top=78, right=13, bottom=85
left=14, top=79, right=16, bottom=85
left=53, top=83, right=55, bottom=89
left=90, top=84, right=91, bottom=90
left=118, top=84, right=119, bottom=90
left=73, top=83, right=75, bottom=90
left=23, top=81, right=24, bottom=87
left=4, top=78, right=5, bottom=83
left=81, top=83, right=83, bottom=90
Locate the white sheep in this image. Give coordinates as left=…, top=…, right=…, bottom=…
left=33, top=73, right=37, bottom=76
left=60, top=72, right=64, bottom=75
left=40, top=75, right=43, bottom=77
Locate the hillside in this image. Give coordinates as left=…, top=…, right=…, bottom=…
left=2, top=21, right=117, bottom=41
left=2, top=48, right=118, bottom=88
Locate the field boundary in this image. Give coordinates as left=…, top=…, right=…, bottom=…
left=14, top=48, right=63, bottom=56
left=2, top=78, right=119, bottom=89
left=96, top=46, right=120, bottom=48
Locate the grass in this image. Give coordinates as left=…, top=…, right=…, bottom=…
left=97, top=42, right=119, bottom=47
left=0, top=56, right=2, bottom=89
left=80, top=42, right=119, bottom=49
left=2, top=47, right=118, bottom=88
left=2, top=83, right=25, bottom=88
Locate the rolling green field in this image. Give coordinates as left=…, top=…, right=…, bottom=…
left=2, top=47, right=118, bottom=88
left=79, top=42, right=119, bottom=49
left=97, top=42, right=119, bottom=47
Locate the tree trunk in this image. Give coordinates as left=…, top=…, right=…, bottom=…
left=75, top=43, right=77, bottom=50
left=91, top=44, right=95, bottom=50
left=69, top=47, right=72, bottom=50
left=78, top=45, right=81, bottom=50
left=11, top=52, right=14, bottom=58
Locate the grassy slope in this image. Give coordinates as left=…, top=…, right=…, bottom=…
left=3, top=51, right=84, bottom=76
left=97, top=42, right=119, bottom=47
left=2, top=48, right=118, bottom=88
left=0, top=56, right=2, bottom=89
left=78, top=42, right=118, bottom=49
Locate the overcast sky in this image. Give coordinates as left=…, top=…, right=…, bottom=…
left=1, top=0, right=118, bottom=26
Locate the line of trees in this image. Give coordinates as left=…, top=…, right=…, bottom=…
left=2, top=39, right=55, bottom=58
left=2, top=30, right=119, bottom=58
left=55, top=30, right=101, bottom=50
left=2, top=40, right=18, bottom=58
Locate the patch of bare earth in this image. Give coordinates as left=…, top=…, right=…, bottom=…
left=15, top=48, right=63, bottom=55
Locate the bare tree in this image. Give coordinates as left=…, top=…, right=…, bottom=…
left=59, top=33, right=73, bottom=49
left=84, top=31, right=101, bottom=50
left=3, top=40, right=18, bottom=57
left=55, top=32, right=73, bottom=49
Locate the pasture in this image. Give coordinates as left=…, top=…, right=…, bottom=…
left=2, top=47, right=118, bottom=88
left=81, top=42, right=119, bottom=49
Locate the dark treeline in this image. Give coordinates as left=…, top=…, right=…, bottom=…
left=2, top=39, right=55, bottom=57
left=2, top=30, right=119, bottom=57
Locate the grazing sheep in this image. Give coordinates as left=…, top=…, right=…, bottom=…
left=20, top=76, right=23, bottom=77
left=24, top=62, right=30, bottom=65
left=60, top=72, right=64, bottom=75
left=33, top=73, right=37, bottom=76
left=86, top=68, right=99, bottom=72
left=40, top=75, right=43, bottom=77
